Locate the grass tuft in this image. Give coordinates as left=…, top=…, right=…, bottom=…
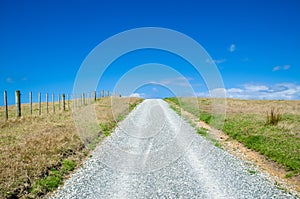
left=61, top=159, right=76, bottom=174
left=266, top=107, right=282, bottom=125
left=99, top=122, right=116, bottom=137
left=200, top=112, right=212, bottom=124
left=248, top=169, right=256, bottom=174
left=197, top=127, right=208, bottom=137
left=31, top=169, right=63, bottom=195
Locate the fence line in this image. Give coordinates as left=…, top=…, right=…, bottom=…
left=30, top=92, right=33, bottom=115
left=15, top=90, right=21, bottom=117
left=4, top=90, right=8, bottom=120
left=1, top=90, right=119, bottom=120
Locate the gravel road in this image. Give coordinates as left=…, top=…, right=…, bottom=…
left=51, top=99, right=297, bottom=199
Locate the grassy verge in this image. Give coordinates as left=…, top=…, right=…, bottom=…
left=165, top=98, right=223, bottom=149
left=165, top=97, right=300, bottom=176
left=223, top=113, right=300, bottom=174
left=0, top=97, right=142, bottom=198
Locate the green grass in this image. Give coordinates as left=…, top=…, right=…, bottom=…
left=285, top=171, right=298, bottom=178
left=30, top=159, right=76, bottom=196
left=31, top=169, right=62, bottom=195
left=61, top=159, right=76, bottom=174
left=197, top=127, right=208, bottom=137
left=129, top=99, right=143, bottom=111
left=248, top=169, right=256, bottom=175
left=99, top=122, right=117, bottom=137
left=164, top=97, right=179, bottom=105
left=200, top=112, right=212, bottom=123
left=164, top=97, right=300, bottom=175
left=223, top=114, right=300, bottom=173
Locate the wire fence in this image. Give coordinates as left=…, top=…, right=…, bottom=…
left=0, top=90, right=119, bottom=122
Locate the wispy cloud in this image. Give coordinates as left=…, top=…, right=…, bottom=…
left=213, top=59, right=226, bottom=64
left=197, top=83, right=300, bottom=100
left=129, top=93, right=146, bottom=98
left=229, top=44, right=236, bottom=52
left=151, top=77, right=193, bottom=87
left=272, top=65, right=291, bottom=71
left=241, top=58, right=249, bottom=62
left=5, top=76, right=28, bottom=83
left=226, top=83, right=300, bottom=100
left=6, top=77, right=14, bottom=83
left=206, top=59, right=226, bottom=65
left=272, top=66, right=281, bottom=71
left=283, top=65, right=290, bottom=70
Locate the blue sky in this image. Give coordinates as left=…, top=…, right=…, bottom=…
left=1, top=0, right=300, bottom=104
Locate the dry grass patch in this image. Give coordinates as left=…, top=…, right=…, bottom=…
left=0, top=97, right=142, bottom=198
left=0, top=113, right=82, bottom=198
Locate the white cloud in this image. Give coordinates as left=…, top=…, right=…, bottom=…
left=283, top=65, right=291, bottom=70
left=210, top=88, right=226, bottom=98
left=272, top=65, right=291, bottom=71
left=227, top=83, right=300, bottom=100
left=214, top=59, right=226, bottom=64
left=196, top=83, right=300, bottom=100
left=6, top=77, right=14, bottom=83
left=5, top=76, right=27, bottom=83
left=206, top=59, right=226, bottom=65
left=129, top=93, right=145, bottom=98
left=227, top=88, right=243, bottom=93
left=241, top=58, right=249, bottom=62
left=152, top=87, right=158, bottom=92
left=272, top=66, right=280, bottom=71
left=243, top=84, right=268, bottom=92
left=229, top=44, right=236, bottom=52
left=152, top=77, right=193, bottom=88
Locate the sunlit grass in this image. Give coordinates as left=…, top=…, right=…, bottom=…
left=165, top=97, right=300, bottom=175
left=0, top=97, right=142, bottom=198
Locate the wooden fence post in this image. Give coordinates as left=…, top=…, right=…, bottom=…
left=107, top=91, right=110, bottom=97
left=4, top=90, right=8, bottom=120
left=102, top=90, right=104, bottom=98
left=46, top=93, right=49, bottom=114
left=89, top=92, right=92, bottom=104
left=67, top=94, right=70, bottom=110
left=58, top=94, right=61, bottom=110
left=52, top=93, right=55, bottom=113
left=15, top=90, right=21, bottom=117
left=82, top=93, right=85, bottom=105
left=30, top=92, right=33, bottom=115
left=85, top=93, right=88, bottom=105
left=94, top=91, right=97, bottom=102
left=62, top=94, right=65, bottom=111
left=73, top=93, right=76, bottom=108
left=38, top=92, right=41, bottom=115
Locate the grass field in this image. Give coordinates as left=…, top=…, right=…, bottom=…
left=0, top=97, right=142, bottom=198
left=165, top=97, right=300, bottom=177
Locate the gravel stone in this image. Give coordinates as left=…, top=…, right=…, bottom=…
left=50, top=99, right=297, bottom=199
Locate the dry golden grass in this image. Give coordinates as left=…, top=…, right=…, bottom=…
left=225, top=99, right=300, bottom=115
left=195, top=98, right=300, bottom=138
left=0, top=97, right=142, bottom=198
left=178, top=97, right=300, bottom=114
